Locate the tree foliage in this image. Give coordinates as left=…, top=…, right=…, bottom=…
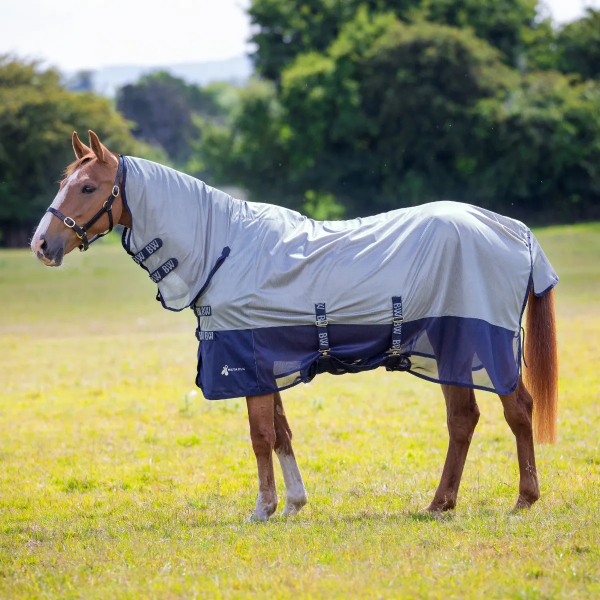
left=117, top=72, right=231, bottom=164
left=280, top=15, right=517, bottom=213
left=198, top=4, right=600, bottom=222
left=0, top=56, right=162, bottom=247
left=555, top=8, right=600, bottom=81
left=472, top=73, right=600, bottom=219
left=249, top=0, right=547, bottom=81
left=192, top=80, right=292, bottom=200
left=418, top=0, right=541, bottom=66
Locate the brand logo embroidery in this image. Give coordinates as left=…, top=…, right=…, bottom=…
left=161, top=259, right=176, bottom=275
left=194, top=306, right=212, bottom=317
left=132, top=238, right=163, bottom=264
left=198, top=331, right=214, bottom=341
left=221, top=365, right=246, bottom=376
left=391, top=297, right=403, bottom=349
left=149, top=258, right=178, bottom=283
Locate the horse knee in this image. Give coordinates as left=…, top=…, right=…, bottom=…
left=251, top=425, right=276, bottom=456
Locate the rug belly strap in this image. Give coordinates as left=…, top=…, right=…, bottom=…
left=311, top=298, right=412, bottom=376
left=383, top=296, right=412, bottom=372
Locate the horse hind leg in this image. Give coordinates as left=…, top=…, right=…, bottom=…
left=246, top=393, right=278, bottom=521
left=499, top=378, right=540, bottom=510
left=423, top=385, right=480, bottom=513
left=273, top=392, right=308, bottom=516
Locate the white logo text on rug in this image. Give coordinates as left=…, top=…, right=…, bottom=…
left=221, top=365, right=246, bottom=376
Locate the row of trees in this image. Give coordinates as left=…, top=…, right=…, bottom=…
left=192, top=2, right=600, bottom=220
left=115, top=3, right=600, bottom=221
left=1, top=3, right=599, bottom=246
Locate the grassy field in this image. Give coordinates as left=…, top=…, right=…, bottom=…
left=1, top=224, right=599, bottom=599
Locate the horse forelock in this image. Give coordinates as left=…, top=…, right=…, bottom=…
left=61, top=154, right=94, bottom=183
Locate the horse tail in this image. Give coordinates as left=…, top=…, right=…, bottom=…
left=524, top=286, right=558, bottom=444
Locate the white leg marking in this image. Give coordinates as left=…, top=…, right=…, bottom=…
left=276, top=450, right=308, bottom=517
left=247, top=477, right=278, bottom=522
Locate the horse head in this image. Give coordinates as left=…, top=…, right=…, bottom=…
left=31, top=131, right=129, bottom=266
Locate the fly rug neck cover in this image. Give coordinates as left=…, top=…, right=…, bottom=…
left=121, top=157, right=558, bottom=400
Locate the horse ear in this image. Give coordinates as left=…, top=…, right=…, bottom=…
left=72, top=131, right=91, bottom=159
left=88, top=130, right=107, bottom=163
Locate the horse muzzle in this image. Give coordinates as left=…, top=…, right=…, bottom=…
left=32, top=234, right=65, bottom=266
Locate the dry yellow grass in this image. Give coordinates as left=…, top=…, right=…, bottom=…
left=0, top=224, right=599, bottom=598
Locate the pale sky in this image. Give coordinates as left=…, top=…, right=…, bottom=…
left=0, top=0, right=597, bottom=72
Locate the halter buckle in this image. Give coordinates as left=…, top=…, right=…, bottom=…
left=112, top=185, right=120, bottom=197
left=63, top=217, right=76, bottom=228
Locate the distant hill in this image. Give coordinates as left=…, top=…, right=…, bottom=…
left=87, top=55, right=253, bottom=96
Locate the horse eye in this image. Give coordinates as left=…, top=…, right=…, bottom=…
left=82, top=185, right=96, bottom=194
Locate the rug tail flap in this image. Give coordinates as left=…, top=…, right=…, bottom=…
left=530, top=232, right=559, bottom=297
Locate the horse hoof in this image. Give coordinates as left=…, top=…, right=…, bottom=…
left=511, top=495, right=534, bottom=512
left=419, top=505, right=436, bottom=514
left=247, top=498, right=278, bottom=522
left=420, top=499, right=455, bottom=514
left=282, top=494, right=308, bottom=517
left=419, top=506, right=443, bottom=517
left=246, top=513, right=270, bottom=523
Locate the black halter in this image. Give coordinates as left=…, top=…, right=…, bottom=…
left=46, top=155, right=125, bottom=252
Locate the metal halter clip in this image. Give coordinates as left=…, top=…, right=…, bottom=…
left=63, top=216, right=75, bottom=228
left=392, top=316, right=404, bottom=324
left=112, top=185, right=120, bottom=197
left=315, top=320, right=329, bottom=327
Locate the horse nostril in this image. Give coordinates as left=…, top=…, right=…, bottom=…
left=40, top=239, right=48, bottom=252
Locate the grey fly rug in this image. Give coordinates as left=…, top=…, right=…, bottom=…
left=121, top=157, right=558, bottom=400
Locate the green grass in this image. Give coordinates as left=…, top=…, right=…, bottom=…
left=1, top=224, right=599, bottom=599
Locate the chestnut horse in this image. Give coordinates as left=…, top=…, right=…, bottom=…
left=31, top=131, right=558, bottom=520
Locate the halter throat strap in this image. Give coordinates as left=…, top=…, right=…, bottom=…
left=46, top=155, right=125, bottom=252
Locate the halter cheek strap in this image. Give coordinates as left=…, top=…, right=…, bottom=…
left=46, top=155, right=125, bottom=252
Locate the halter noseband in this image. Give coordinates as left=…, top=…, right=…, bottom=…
left=46, top=155, right=125, bottom=252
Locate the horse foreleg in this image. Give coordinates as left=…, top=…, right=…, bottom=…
left=423, top=385, right=480, bottom=512
left=246, top=393, right=278, bottom=521
left=273, top=392, right=308, bottom=516
left=499, top=378, right=540, bottom=510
